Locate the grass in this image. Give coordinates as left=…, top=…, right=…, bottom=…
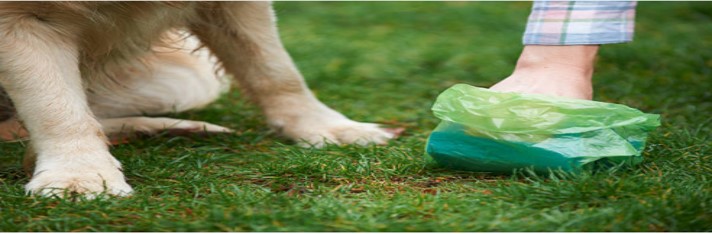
left=0, top=2, right=710, bottom=232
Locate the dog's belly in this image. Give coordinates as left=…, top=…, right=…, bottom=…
left=73, top=2, right=200, bottom=69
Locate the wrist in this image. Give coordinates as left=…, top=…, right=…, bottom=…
left=514, top=45, right=599, bottom=77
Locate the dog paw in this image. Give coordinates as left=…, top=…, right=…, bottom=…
left=281, top=118, right=398, bottom=148
left=265, top=99, right=401, bottom=148
left=25, top=152, right=133, bottom=199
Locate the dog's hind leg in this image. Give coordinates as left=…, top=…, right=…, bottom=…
left=0, top=11, right=132, bottom=197
left=191, top=2, right=396, bottom=147
left=85, top=32, right=234, bottom=141
left=88, top=32, right=229, bottom=119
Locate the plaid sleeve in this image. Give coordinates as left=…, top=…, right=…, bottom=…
left=523, top=1, right=637, bottom=45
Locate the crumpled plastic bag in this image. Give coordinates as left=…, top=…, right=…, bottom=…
left=425, top=84, right=661, bottom=173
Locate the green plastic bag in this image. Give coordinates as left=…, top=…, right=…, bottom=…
left=425, top=84, right=661, bottom=173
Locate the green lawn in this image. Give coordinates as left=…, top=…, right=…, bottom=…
left=1, top=2, right=710, bottom=232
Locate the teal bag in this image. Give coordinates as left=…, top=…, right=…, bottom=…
left=426, top=84, right=661, bottom=173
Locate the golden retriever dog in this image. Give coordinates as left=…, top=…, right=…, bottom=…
left=0, top=2, right=395, bottom=198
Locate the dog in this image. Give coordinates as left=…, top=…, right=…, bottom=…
left=0, top=2, right=395, bottom=198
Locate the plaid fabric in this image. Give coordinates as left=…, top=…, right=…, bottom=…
left=523, top=1, right=637, bottom=45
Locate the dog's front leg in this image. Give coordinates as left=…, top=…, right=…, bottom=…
left=192, top=2, right=395, bottom=147
left=0, top=14, right=131, bottom=197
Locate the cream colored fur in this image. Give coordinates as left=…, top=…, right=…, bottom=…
left=0, top=2, right=394, bottom=198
